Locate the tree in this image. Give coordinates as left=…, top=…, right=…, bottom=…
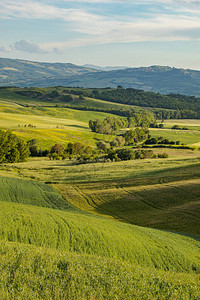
left=110, top=136, right=125, bottom=148
left=28, top=139, right=38, bottom=156
left=51, top=144, right=64, bottom=155
left=0, top=130, right=29, bottom=163
left=97, top=141, right=110, bottom=152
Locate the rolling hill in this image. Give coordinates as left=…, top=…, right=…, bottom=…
left=0, top=83, right=200, bottom=298
left=0, top=174, right=199, bottom=298
left=0, top=57, right=96, bottom=87
left=2, top=58, right=200, bottom=96
left=0, top=174, right=199, bottom=274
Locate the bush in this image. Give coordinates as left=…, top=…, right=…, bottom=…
left=110, top=136, right=125, bottom=148
left=135, top=150, right=154, bottom=159
left=97, top=141, right=110, bottom=152
left=51, top=144, right=64, bottom=155
left=157, top=153, right=169, bottom=158
left=116, top=149, right=135, bottom=160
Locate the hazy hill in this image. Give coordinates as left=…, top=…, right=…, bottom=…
left=0, top=57, right=96, bottom=86
left=82, top=64, right=128, bottom=71
left=1, top=58, right=200, bottom=96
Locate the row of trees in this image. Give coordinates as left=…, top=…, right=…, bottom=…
left=65, top=87, right=200, bottom=115
left=144, top=137, right=182, bottom=146
left=89, top=113, right=155, bottom=135
left=16, top=87, right=200, bottom=119
left=49, top=142, right=93, bottom=160
left=0, top=131, right=170, bottom=164
left=89, top=116, right=128, bottom=134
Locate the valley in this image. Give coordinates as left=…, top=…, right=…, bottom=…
left=0, top=86, right=199, bottom=299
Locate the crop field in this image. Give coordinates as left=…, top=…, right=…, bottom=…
left=0, top=241, right=199, bottom=300
left=0, top=107, right=115, bottom=148
left=0, top=177, right=200, bottom=273
left=54, top=178, right=200, bottom=236
left=1, top=154, right=199, bottom=236
left=0, top=172, right=199, bottom=298
left=162, top=119, right=200, bottom=129
left=0, top=176, right=73, bottom=210
left=0, top=89, right=200, bottom=298
left=149, top=128, right=200, bottom=145
left=1, top=155, right=199, bottom=183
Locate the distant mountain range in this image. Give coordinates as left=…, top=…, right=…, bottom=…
left=1, top=57, right=200, bottom=96
left=82, top=64, right=128, bottom=71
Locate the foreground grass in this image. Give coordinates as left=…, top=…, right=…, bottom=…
left=0, top=198, right=200, bottom=274
left=0, top=240, right=199, bottom=300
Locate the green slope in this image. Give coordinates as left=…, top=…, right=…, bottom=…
left=0, top=173, right=200, bottom=298
left=0, top=175, right=199, bottom=274
left=0, top=200, right=200, bottom=274
left=0, top=240, right=199, bottom=300
left=0, top=176, right=73, bottom=211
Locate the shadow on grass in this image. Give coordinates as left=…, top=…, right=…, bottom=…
left=64, top=124, right=88, bottom=130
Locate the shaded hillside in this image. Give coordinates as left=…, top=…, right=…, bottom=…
left=2, top=58, right=200, bottom=96
left=0, top=57, right=96, bottom=86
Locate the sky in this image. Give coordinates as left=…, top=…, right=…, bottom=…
left=1, top=0, right=200, bottom=69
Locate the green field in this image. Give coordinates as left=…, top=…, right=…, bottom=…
left=0, top=104, right=116, bottom=148
left=1, top=155, right=200, bottom=236
left=0, top=176, right=73, bottom=210
left=150, top=128, right=200, bottom=145
left=1, top=241, right=199, bottom=300
left=0, top=174, right=199, bottom=298
left=0, top=175, right=199, bottom=273
left=0, top=88, right=200, bottom=298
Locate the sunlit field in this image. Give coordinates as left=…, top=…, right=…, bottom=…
left=0, top=89, right=199, bottom=299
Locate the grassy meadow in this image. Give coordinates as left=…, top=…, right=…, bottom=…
left=1, top=155, right=199, bottom=236
left=1, top=240, right=199, bottom=300
left=0, top=88, right=200, bottom=298
left=0, top=175, right=200, bottom=273
left=0, top=104, right=115, bottom=148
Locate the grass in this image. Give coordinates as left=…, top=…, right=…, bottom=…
left=1, top=155, right=200, bottom=236
left=0, top=176, right=73, bottom=211
left=0, top=109, right=115, bottom=149
left=0, top=89, right=200, bottom=298
left=0, top=196, right=200, bottom=273
left=2, top=156, right=199, bottom=184
left=0, top=240, right=199, bottom=300
left=54, top=178, right=200, bottom=236
left=150, top=128, right=200, bottom=145
left=162, top=119, right=200, bottom=130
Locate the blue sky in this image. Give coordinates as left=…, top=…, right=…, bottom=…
left=1, top=0, right=200, bottom=69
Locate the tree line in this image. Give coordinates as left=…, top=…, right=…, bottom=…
left=15, top=87, right=200, bottom=119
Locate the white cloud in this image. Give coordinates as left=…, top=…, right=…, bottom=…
left=10, top=39, right=47, bottom=53
left=1, top=0, right=200, bottom=53
left=41, top=12, right=200, bottom=51
left=0, top=46, right=10, bottom=53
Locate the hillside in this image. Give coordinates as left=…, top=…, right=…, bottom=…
left=2, top=86, right=200, bottom=120
left=2, top=58, right=200, bottom=96
left=0, top=175, right=200, bottom=274
left=0, top=176, right=73, bottom=210
left=0, top=57, right=96, bottom=87
left=0, top=88, right=200, bottom=298
left=1, top=240, right=199, bottom=299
